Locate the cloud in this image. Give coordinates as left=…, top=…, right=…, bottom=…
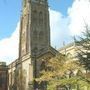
left=0, top=22, right=20, bottom=64
left=49, top=0, right=90, bottom=47
left=49, top=9, right=70, bottom=48
left=0, top=0, right=90, bottom=64
left=0, top=9, right=69, bottom=64
left=68, top=0, right=90, bottom=36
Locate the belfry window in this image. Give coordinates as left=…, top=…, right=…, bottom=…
left=33, top=11, right=37, bottom=25
left=33, top=30, right=37, bottom=40
left=39, top=12, right=43, bottom=25
left=39, top=31, right=44, bottom=41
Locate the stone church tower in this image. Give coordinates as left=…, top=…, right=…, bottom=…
left=8, top=0, right=58, bottom=90
left=19, top=0, right=50, bottom=57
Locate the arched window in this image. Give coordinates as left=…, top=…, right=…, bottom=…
left=33, top=30, right=37, bottom=40
left=39, top=12, right=43, bottom=25
left=33, top=10, right=37, bottom=25
left=40, top=61, right=46, bottom=71
left=39, top=31, right=44, bottom=41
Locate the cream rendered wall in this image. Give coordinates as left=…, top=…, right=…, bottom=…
left=59, top=43, right=77, bottom=60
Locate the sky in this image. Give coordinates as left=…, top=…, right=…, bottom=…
left=0, top=0, right=90, bottom=64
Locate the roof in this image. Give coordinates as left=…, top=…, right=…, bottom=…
left=59, top=42, right=75, bottom=51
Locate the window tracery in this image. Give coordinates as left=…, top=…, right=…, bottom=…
left=39, top=12, right=43, bottom=25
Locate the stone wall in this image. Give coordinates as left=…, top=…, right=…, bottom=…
left=0, top=62, right=8, bottom=90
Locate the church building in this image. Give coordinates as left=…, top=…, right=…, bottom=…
left=8, top=0, right=58, bottom=90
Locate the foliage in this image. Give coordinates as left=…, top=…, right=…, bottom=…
left=74, top=24, right=90, bottom=71
left=37, top=53, right=90, bottom=90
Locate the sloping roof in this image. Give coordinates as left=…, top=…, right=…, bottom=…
left=35, top=46, right=59, bottom=58
left=59, top=42, right=75, bottom=51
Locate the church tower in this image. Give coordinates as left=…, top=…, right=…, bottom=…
left=8, top=0, right=58, bottom=90
left=18, top=0, right=52, bottom=89
left=19, top=0, right=50, bottom=57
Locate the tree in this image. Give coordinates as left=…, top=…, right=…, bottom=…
left=74, top=24, right=90, bottom=72
left=37, top=53, right=90, bottom=90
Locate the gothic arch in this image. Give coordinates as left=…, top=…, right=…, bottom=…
left=39, top=11, right=43, bottom=25
left=33, top=30, right=37, bottom=39
left=32, top=10, right=37, bottom=25
left=40, top=60, right=46, bottom=71
left=39, top=31, right=44, bottom=41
